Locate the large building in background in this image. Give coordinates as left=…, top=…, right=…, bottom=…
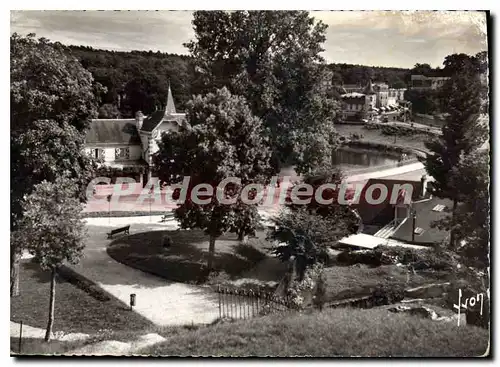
left=339, top=80, right=407, bottom=121
left=410, top=75, right=450, bottom=90
left=84, top=85, right=187, bottom=185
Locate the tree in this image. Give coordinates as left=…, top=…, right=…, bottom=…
left=423, top=68, right=488, bottom=249
left=268, top=207, right=336, bottom=280
left=98, top=103, right=121, bottom=119
left=185, top=11, right=338, bottom=174
left=442, top=53, right=477, bottom=77
left=153, top=88, right=272, bottom=271
left=10, top=33, right=101, bottom=296
left=231, top=202, right=261, bottom=243
left=268, top=165, right=358, bottom=279
left=13, top=176, right=87, bottom=341
left=448, top=151, right=490, bottom=269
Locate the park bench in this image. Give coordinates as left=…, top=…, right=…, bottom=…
left=107, top=225, right=130, bottom=239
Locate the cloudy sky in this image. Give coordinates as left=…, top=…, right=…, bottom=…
left=10, top=10, right=488, bottom=68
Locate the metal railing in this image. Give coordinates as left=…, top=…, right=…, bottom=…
left=216, top=286, right=291, bottom=320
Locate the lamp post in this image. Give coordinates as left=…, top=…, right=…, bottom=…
left=106, top=194, right=112, bottom=224
left=411, top=210, right=417, bottom=243
left=130, top=293, right=136, bottom=311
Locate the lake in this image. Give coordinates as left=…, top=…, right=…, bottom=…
left=332, top=146, right=400, bottom=171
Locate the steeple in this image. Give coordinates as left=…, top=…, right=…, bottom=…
left=363, top=79, right=375, bottom=95
left=165, top=83, right=176, bottom=116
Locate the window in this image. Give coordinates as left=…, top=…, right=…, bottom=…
left=88, top=148, right=104, bottom=160
left=115, top=147, right=130, bottom=160
left=432, top=204, right=446, bottom=212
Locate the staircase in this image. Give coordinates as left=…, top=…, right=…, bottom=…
left=374, top=218, right=407, bottom=239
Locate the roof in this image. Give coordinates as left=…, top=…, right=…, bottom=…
left=338, top=233, right=430, bottom=250
left=363, top=80, right=375, bottom=95
left=166, top=84, right=176, bottom=114
left=139, top=86, right=187, bottom=132
left=341, top=92, right=365, bottom=99
left=391, top=197, right=453, bottom=245
left=86, top=119, right=141, bottom=146
left=140, top=110, right=186, bottom=132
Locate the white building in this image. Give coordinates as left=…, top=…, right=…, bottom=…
left=84, top=85, right=187, bottom=184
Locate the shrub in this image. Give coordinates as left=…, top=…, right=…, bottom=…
left=337, top=246, right=456, bottom=271
left=336, top=250, right=382, bottom=267
left=313, top=270, right=327, bottom=311
left=162, top=235, right=172, bottom=248
left=371, top=284, right=405, bottom=306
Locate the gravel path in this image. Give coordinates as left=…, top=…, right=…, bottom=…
left=10, top=321, right=90, bottom=342
left=71, top=217, right=221, bottom=327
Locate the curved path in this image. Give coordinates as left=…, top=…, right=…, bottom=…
left=70, top=216, right=220, bottom=327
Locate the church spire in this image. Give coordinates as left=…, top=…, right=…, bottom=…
left=363, top=79, right=375, bottom=95
left=165, top=83, right=176, bottom=116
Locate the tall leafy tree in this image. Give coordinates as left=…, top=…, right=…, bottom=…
left=153, top=88, right=272, bottom=271
left=14, top=177, right=87, bottom=341
left=10, top=33, right=101, bottom=296
left=423, top=65, right=488, bottom=249
left=185, top=11, right=337, bottom=174
left=268, top=165, right=359, bottom=279
left=449, top=151, right=490, bottom=269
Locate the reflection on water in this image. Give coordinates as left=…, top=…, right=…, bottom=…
left=278, top=147, right=401, bottom=179
left=333, top=147, right=399, bottom=170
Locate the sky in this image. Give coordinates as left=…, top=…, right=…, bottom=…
left=10, top=10, right=488, bottom=69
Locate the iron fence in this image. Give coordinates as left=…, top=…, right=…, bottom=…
left=216, top=286, right=291, bottom=320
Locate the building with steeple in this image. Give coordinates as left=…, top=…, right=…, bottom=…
left=84, top=85, right=188, bottom=184
left=339, top=80, right=377, bottom=121
left=339, top=80, right=407, bottom=122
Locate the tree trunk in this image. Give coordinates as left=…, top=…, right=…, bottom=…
left=44, top=267, right=56, bottom=342
left=449, top=199, right=458, bottom=249
left=237, top=229, right=248, bottom=244
left=10, top=251, right=20, bottom=297
left=207, top=235, right=216, bottom=271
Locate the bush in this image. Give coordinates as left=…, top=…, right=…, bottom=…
left=336, top=246, right=456, bottom=271
left=336, top=250, right=383, bottom=267
left=162, top=235, right=172, bottom=248
left=313, top=270, right=327, bottom=311
left=371, top=284, right=405, bottom=306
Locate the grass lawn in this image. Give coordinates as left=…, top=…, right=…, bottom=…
left=323, top=264, right=448, bottom=301
left=107, top=229, right=271, bottom=284
left=335, top=124, right=430, bottom=151
left=139, top=307, right=489, bottom=357
left=11, top=259, right=155, bottom=350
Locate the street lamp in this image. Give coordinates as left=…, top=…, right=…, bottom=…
left=411, top=209, right=417, bottom=243
left=106, top=194, right=112, bottom=224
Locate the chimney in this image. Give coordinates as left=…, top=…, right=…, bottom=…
left=420, top=175, right=427, bottom=198
left=135, top=111, right=144, bottom=131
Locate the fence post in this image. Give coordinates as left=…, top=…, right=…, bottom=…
left=230, top=289, right=234, bottom=319
left=218, top=285, right=222, bottom=320
left=238, top=290, right=243, bottom=319
left=18, top=321, right=23, bottom=354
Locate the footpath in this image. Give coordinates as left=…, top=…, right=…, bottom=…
left=71, top=216, right=220, bottom=327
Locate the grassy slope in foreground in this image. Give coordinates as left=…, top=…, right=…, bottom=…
left=141, top=308, right=489, bottom=357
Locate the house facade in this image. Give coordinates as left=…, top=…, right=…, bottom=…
left=339, top=80, right=407, bottom=122
left=85, top=85, right=187, bottom=185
